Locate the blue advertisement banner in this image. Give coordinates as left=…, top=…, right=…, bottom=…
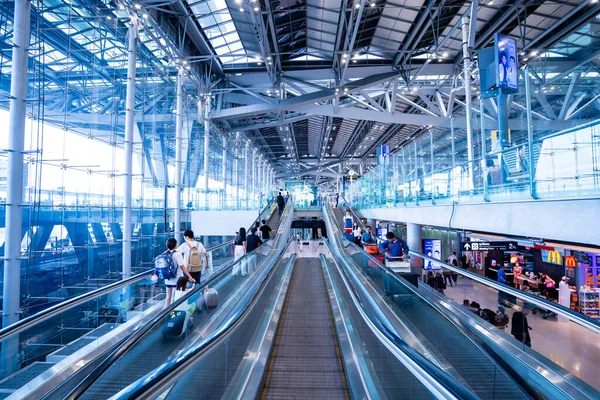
left=495, top=33, right=518, bottom=91
left=423, top=239, right=442, bottom=270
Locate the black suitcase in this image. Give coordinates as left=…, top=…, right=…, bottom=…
left=162, top=310, right=190, bottom=338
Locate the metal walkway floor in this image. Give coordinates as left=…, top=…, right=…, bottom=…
left=261, top=258, right=348, bottom=399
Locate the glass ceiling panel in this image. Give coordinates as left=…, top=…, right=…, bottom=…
left=192, top=0, right=248, bottom=64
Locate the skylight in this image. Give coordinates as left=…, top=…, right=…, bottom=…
left=189, top=0, right=248, bottom=64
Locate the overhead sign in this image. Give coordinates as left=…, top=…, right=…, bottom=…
left=462, top=241, right=518, bottom=252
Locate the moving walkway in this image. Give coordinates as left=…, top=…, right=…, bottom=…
left=0, top=199, right=285, bottom=400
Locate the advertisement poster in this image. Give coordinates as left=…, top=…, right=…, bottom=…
left=423, top=239, right=442, bottom=270
left=495, top=33, right=518, bottom=90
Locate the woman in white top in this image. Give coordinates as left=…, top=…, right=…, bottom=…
left=353, top=222, right=362, bottom=247
left=233, top=227, right=247, bottom=276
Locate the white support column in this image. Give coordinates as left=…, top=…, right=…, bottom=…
left=244, top=141, right=250, bottom=208
left=462, top=15, right=475, bottom=186
left=174, top=70, right=184, bottom=241
left=251, top=149, right=257, bottom=208
left=406, top=223, right=422, bottom=271
left=221, top=136, right=227, bottom=208
left=203, top=98, right=210, bottom=208
left=122, top=18, right=138, bottom=279
left=2, top=0, right=31, bottom=334
left=234, top=133, right=240, bottom=208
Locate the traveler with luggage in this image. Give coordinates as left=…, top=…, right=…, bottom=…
left=177, top=230, right=209, bottom=283
left=276, top=191, right=286, bottom=215
left=156, top=238, right=195, bottom=306
left=361, top=226, right=377, bottom=247
left=511, top=304, right=533, bottom=347
left=259, top=219, right=274, bottom=240
left=378, top=232, right=409, bottom=263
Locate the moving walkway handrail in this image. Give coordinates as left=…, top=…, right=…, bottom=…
left=107, top=238, right=293, bottom=400
left=323, top=242, right=479, bottom=400
left=0, top=198, right=276, bottom=344
left=337, top=199, right=600, bottom=334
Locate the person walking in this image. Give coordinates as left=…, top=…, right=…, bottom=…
left=511, top=304, right=533, bottom=347
left=276, top=191, right=286, bottom=215
left=233, top=228, right=247, bottom=276
left=177, top=229, right=209, bottom=283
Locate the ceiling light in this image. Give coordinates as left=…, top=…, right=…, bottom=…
left=119, top=4, right=126, bottom=10
left=134, top=3, right=141, bottom=10
left=442, top=52, right=448, bottom=57
left=142, top=12, right=149, bottom=18
left=106, top=15, right=112, bottom=20
left=370, top=2, right=376, bottom=6
left=355, top=3, right=360, bottom=9
left=531, top=51, right=538, bottom=56
left=254, top=6, right=259, bottom=11
left=236, top=0, right=242, bottom=3
left=239, top=7, right=244, bottom=11
left=352, top=59, right=357, bottom=63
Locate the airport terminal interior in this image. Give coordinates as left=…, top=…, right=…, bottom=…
left=0, top=0, right=599, bottom=398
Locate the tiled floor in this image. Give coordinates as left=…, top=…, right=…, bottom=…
left=444, top=276, right=600, bottom=390
left=287, top=239, right=330, bottom=258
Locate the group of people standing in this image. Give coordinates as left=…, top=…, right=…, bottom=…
left=232, top=219, right=275, bottom=276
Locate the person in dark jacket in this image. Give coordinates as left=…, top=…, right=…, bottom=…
left=245, top=227, right=263, bottom=274
left=276, top=191, right=286, bottom=215
left=259, top=219, right=273, bottom=240
left=511, top=304, right=533, bottom=347
left=246, top=227, right=263, bottom=252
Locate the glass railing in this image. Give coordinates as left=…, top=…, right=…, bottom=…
left=346, top=120, right=600, bottom=208
left=322, top=204, right=600, bottom=398
left=4, top=199, right=291, bottom=399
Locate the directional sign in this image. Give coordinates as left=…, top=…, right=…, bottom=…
left=462, top=241, right=518, bottom=252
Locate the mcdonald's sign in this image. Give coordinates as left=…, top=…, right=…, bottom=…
left=547, top=250, right=562, bottom=264
left=565, top=256, right=576, bottom=267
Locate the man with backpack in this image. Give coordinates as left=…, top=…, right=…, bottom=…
left=177, top=230, right=209, bottom=283
left=156, top=238, right=195, bottom=306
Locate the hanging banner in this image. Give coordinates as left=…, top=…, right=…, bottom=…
left=495, top=33, right=519, bottom=91
left=378, top=145, right=390, bottom=165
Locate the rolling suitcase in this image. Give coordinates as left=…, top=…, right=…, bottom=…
left=202, top=287, right=219, bottom=309
left=162, top=310, right=190, bottom=338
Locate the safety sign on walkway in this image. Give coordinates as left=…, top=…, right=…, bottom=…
left=462, top=241, right=518, bottom=252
